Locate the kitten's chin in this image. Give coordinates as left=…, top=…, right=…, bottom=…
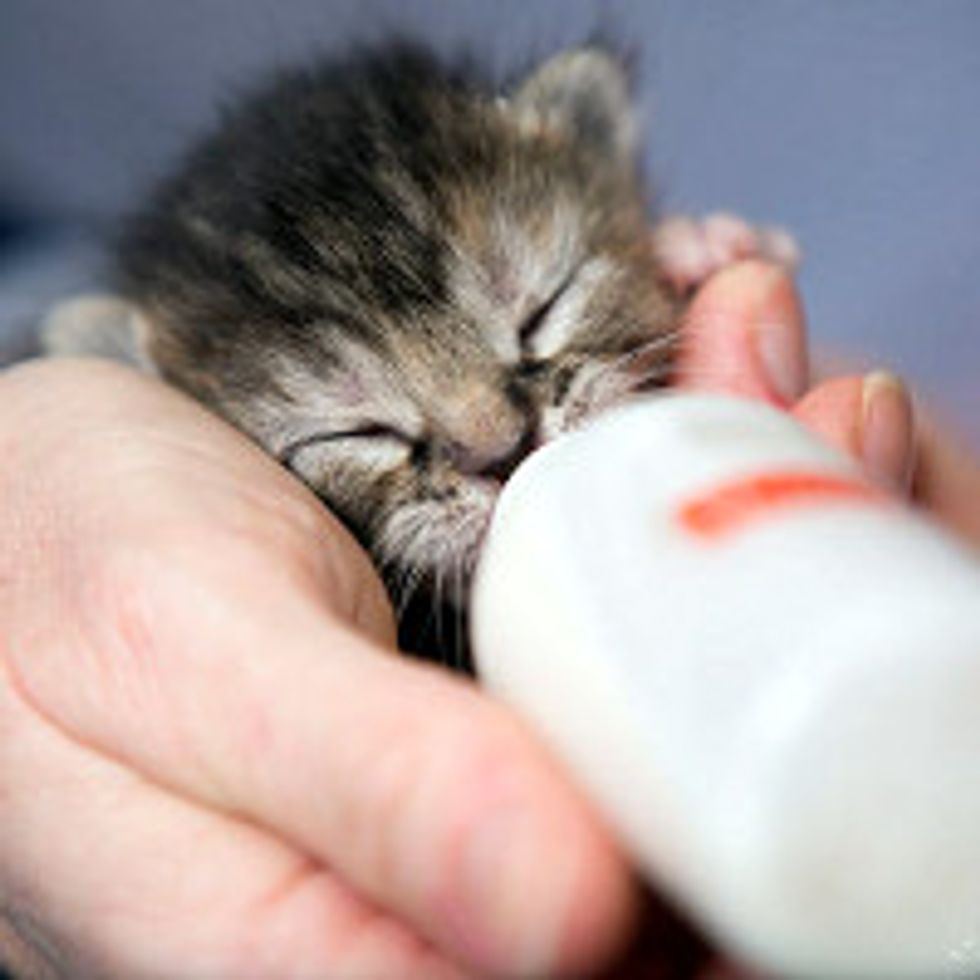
left=380, top=479, right=500, bottom=608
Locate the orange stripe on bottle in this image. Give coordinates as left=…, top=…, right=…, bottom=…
left=678, top=471, right=885, bottom=539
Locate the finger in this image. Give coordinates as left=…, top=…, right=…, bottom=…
left=675, top=260, right=808, bottom=406
left=912, top=412, right=980, bottom=547
left=0, top=361, right=635, bottom=977
left=21, top=606, right=633, bottom=976
left=0, top=658, right=464, bottom=979
left=791, top=375, right=863, bottom=455
left=793, top=372, right=915, bottom=493
left=9, top=589, right=633, bottom=977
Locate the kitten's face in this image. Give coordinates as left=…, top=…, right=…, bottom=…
left=269, top=171, right=677, bottom=591
left=124, top=47, right=682, bottom=607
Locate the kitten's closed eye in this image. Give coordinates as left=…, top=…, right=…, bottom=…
left=517, top=267, right=579, bottom=352
left=282, top=423, right=414, bottom=468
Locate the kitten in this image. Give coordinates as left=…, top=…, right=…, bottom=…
left=43, top=42, right=794, bottom=667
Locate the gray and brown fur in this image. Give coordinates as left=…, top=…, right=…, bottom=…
left=44, top=42, right=687, bottom=666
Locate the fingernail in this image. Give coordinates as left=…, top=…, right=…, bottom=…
left=753, top=321, right=806, bottom=406
left=861, top=371, right=914, bottom=490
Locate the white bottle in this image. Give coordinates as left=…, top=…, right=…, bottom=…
left=470, top=394, right=980, bottom=979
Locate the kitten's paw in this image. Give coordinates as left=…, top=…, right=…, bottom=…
left=651, top=212, right=800, bottom=293
left=41, top=294, right=156, bottom=371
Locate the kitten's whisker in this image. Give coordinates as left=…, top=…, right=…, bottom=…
left=431, top=550, right=448, bottom=666
left=451, top=520, right=476, bottom=670
left=626, top=327, right=684, bottom=362
left=602, top=328, right=684, bottom=375
left=576, top=329, right=684, bottom=410
left=394, top=564, right=426, bottom=621
left=451, top=556, right=462, bottom=672
left=627, top=362, right=677, bottom=391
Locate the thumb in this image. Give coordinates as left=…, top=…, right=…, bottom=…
left=674, top=260, right=809, bottom=406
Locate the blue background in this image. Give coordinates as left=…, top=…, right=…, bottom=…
left=0, top=1, right=976, bottom=442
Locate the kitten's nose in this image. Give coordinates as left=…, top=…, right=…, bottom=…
left=447, top=420, right=536, bottom=483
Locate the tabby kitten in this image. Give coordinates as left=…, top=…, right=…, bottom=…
left=44, top=42, right=789, bottom=664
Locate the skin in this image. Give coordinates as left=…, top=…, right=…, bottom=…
left=0, top=261, right=974, bottom=978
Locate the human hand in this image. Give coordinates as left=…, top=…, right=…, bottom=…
left=0, top=360, right=634, bottom=978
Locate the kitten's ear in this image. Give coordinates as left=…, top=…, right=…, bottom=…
left=508, top=48, right=635, bottom=165
left=41, top=294, right=158, bottom=373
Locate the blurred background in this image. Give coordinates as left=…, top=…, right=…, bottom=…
left=0, top=0, right=976, bottom=444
